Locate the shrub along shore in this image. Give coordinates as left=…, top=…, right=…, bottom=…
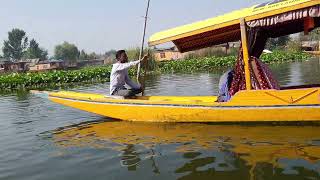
left=158, top=51, right=311, bottom=73
left=0, top=51, right=311, bottom=90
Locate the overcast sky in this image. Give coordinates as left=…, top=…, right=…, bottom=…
left=0, top=0, right=267, bottom=56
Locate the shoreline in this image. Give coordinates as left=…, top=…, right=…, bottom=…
left=0, top=51, right=312, bottom=90
left=306, top=51, right=320, bottom=55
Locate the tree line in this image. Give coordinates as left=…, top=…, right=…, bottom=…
left=0, top=28, right=116, bottom=62
left=2, top=29, right=48, bottom=61
left=1, top=28, right=319, bottom=62
left=266, top=29, right=320, bottom=51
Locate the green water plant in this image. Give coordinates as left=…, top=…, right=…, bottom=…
left=0, top=51, right=311, bottom=90
left=0, top=66, right=112, bottom=90
left=260, top=51, right=310, bottom=64
left=158, top=51, right=311, bottom=73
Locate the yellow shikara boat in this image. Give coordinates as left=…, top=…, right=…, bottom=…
left=32, top=0, right=320, bottom=122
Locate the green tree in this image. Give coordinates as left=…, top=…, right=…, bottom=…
left=105, top=50, right=116, bottom=57
left=79, top=49, right=89, bottom=60
left=126, top=47, right=141, bottom=60
left=79, top=50, right=99, bottom=60
left=24, top=39, right=48, bottom=60
left=40, top=49, right=48, bottom=60
left=54, top=42, right=79, bottom=62
left=309, top=28, right=320, bottom=41
left=299, top=28, right=320, bottom=41
left=88, top=52, right=97, bottom=60
left=2, top=28, right=29, bottom=61
left=266, top=35, right=291, bottom=50
left=299, top=28, right=320, bottom=51
left=285, top=39, right=302, bottom=52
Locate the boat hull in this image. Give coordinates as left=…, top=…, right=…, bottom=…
left=46, top=88, right=320, bottom=122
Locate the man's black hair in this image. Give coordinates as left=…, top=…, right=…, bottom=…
left=116, top=50, right=126, bottom=60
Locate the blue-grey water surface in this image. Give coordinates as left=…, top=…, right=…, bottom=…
left=0, top=57, right=320, bottom=180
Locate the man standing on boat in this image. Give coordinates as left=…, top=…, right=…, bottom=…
left=110, top=50, right=148, bottom=97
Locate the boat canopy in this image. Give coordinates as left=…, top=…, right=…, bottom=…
left=148, top=0, right=320, bottom=53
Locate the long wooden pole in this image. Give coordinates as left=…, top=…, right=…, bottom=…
left=137, top=0, right=151, bottom=82
left=240, top=18, right=252, bottom=90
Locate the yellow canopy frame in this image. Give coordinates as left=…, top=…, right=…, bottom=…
left=149, top=0, right=319, bottom=51
left=148, top=0, right=320, bottom=90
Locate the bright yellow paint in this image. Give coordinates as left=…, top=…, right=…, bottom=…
left=148, top=0, right=319, bottom=46
left=34, top=87, right=320, bottom=122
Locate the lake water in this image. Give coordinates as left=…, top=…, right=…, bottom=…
left=0, top=57, right=320, bottom=180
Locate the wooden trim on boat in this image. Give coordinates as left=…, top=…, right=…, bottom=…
left=240, top=18, right=252, bottom=90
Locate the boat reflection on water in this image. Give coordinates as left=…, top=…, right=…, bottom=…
left=52, top=120, right=320, bottom=179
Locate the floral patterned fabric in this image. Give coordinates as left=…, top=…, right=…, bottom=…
left=229, top=47, right=280, bottom=96
left=250, top=57, right=280, bottom=90
left=229, top=49, right=246, bottom=96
